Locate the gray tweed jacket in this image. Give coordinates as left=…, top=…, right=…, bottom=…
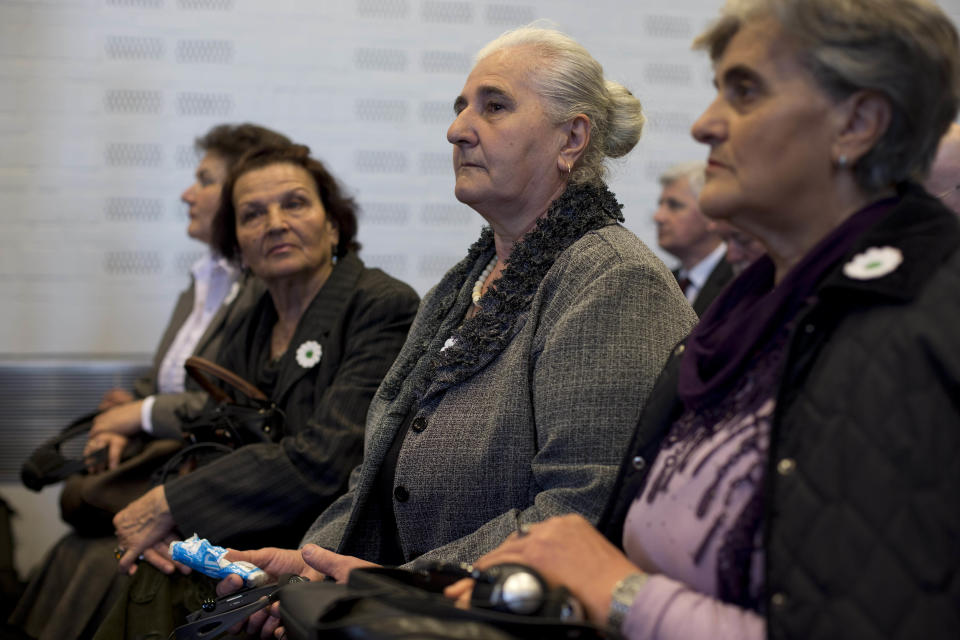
left=301, top=188, right=696, bottom=566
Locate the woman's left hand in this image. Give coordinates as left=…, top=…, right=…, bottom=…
left=83, top=432, right=130, bottom=472
left=113, top=485, right=179, bottom=575
left=444, top=514, right=640, bottom=625
left=91, top=400, right=145, bottom=437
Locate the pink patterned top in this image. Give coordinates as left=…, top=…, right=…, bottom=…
left=618, top=329, right=792, bottom=639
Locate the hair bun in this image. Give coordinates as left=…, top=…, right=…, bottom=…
left=602, top=80, right=645, bottom=159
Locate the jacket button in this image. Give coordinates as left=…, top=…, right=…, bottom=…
left=804, top=323, right=815, bottom=334
left=393, top=485, right=409, bottom=502
left=770, top=592, right=787, bottom=608
left=411, top=416, right=427, bottom=433
left=631, top=456, right=646, bottom=471
left=776, top=458, right=796, bottom=476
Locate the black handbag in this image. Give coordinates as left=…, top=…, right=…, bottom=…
left=276, top=565, right=612, bottom=640
left=153, top=356, right=286, bottom=483
left=21, top=410, right=107, bottom=492
left=20, top=356, right=284, bottom=535
left=21, top=410, right=185, bottom=535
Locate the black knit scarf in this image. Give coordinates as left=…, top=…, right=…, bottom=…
left=377, top=181, right=624, bottom=408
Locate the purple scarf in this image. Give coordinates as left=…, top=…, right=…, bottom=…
left=677, top=197, right=897, bottom=410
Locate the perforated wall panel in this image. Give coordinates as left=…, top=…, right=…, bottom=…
left=1, top=0, right=959, bottom=355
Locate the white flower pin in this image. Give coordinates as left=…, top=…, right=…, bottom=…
left=295, top=340, right=322, bottom=368
left=842, top=246, right=903, bottom=280
left=440, top=337, right=457, bottom=353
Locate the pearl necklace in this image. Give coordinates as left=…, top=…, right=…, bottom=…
left=471, top=255, right=498, bottom=306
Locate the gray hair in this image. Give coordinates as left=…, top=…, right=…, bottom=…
left=659, top=161, right=707, bottom=197
left=694, top=0, right=960, bottom=192
left=476, top=26, right=646, bottom=186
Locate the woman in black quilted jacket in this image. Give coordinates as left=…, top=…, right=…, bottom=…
left=448, top=1, right=960, bottom=639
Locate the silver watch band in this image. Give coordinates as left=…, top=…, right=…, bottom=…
left=607, top=572, right=649, bottom=632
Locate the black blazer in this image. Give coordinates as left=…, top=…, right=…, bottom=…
left=674, top=257, right=735, bottom=317
left=164, top=252, right=420, bottom=549
left=691, top=258, right=734, bottom=316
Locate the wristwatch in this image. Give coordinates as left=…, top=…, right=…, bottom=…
left=607, top=572, right=649, bottom=632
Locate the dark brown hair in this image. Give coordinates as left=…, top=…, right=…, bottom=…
left=195, top=123, right=292, bottom=169
left=212, top=144, right=359, bottom=261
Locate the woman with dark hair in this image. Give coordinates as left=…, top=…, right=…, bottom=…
left=447, top=1, right=960, bottom=639
left=87, top=123, right=292, bottom=465
left=110, top=143, right=420, bottom=571
left=9, top=122, right=291, bottom=640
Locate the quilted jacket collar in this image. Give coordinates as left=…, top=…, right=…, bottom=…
left=377, top=182, right=625, bottom=410
left=818, top=183, right=960, bottom=304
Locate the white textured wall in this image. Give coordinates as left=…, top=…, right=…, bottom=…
left=2, top=0, right=959, bottom=355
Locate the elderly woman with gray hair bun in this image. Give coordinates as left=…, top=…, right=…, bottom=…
left=449, top=2, right=960, bottom=639
left=213, top=24, right=695, bottom=636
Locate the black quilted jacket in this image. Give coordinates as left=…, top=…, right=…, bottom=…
left=600, top=184, right=960, bottom=639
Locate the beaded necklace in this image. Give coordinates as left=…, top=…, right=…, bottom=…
left=471, top=255, right=498, bottom=306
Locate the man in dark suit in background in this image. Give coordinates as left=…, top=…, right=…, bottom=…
left=654, top=161, right=733, bottom=316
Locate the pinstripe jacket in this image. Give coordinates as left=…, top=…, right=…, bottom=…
left=165, top=253, right=419, bottom=549
left=301, top=183, right=697, bottom=566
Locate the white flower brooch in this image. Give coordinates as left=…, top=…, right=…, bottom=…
left=842, top=246, right=903, bottom=280
left=295, top=340, right=322, bottom=368
left=440, top=337, right=457, bottom=353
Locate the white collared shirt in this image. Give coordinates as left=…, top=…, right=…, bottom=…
left=141, top=253, right=240, bottom=433
left=677, top=242, right=727, bottom=303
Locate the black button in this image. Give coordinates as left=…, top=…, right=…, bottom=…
left=393, top=485, right=409, bottom=502
left=411, top=416, right=427, bottom=433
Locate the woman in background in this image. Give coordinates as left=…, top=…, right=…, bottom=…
left=450, top=2, right=960, bottom=639
left=95, top=143, right=421, bottom=640
left=9, top=122, right=289, bottom=640
left=111, top=143, right=420, bottom=568
left=89, top=124, right=289, bottom=456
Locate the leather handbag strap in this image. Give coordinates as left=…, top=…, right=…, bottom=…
left=21, top=411, right=110, bottom=492
left=184, top=356, right=268, bottom=403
